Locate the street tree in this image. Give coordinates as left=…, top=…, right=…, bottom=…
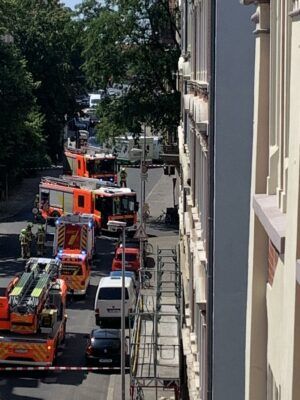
left=0, top=1, right=47, bottom=179
left=10, top=0, right=84, bottom=161
left=79, top=0, right=180, bottom=143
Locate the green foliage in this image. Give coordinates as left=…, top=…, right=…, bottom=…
left=9, top=0, right=84, bottom=160
left=80, top=0, right=180, bottom=142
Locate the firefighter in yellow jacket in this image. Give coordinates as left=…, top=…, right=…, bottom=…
left=36, top=225, right=46, bottom=256
left=19, top=228, right=29, bottom=259
left=120, top=167, right=127, bottom=187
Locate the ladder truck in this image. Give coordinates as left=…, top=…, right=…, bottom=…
left=53, top=214, right=95, bottom=295
left=0, top=258, right=67, bottom=366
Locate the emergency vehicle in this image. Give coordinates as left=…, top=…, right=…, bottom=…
left=53, top=214, right=94, bottom=295
left=0, top=258, right=67, bottom=365
left=64, top=147, right=117, bottom=183
left=39, top=175, right=138, bottom=233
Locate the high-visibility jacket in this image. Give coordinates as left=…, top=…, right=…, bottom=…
left=36, top=231, right=45, bottom=245
left=19, top=233, right=28, bottom=245
left=26, top=230, right=34, bottom=242
left=120, top=171, right=127, bottom=181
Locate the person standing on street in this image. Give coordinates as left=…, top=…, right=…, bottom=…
left=120, top=167, right=127, bottom=187
left=19, top=229, right=29, bottom=259
left=36, top=225, right=46, bottom=256
left=26, top=223, right=34, bottom=255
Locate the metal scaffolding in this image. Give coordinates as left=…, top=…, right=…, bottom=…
left=130, top=246, right=181, bottom=400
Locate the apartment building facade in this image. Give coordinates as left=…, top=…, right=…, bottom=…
left=178, top=1, right=254, bottom=399
left=242, top=1, right=300, bottom=399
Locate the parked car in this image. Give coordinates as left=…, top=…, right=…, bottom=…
left=112, top=247, right=140, bottom=273
left=94, top=276, right=136, bottom=326
left=85, top=328, right=128, bottom=367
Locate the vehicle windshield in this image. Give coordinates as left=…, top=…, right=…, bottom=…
left=95, top=196, right=113, bottom=214
left=87, top=159, right=115, bottom=175
left=116, top=253, right=137, bottom=261
left=98, top=287, right=129, bottom=300
left=61, top=264, right=83, bottom=276
left=113, top=196, right=135, bottom=215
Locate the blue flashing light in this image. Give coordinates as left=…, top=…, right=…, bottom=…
left=109, top=177, right=114, bottom=182
left=81, top=250, right=87, bottom=255
left=55, top=219, right=60, bottom=226
left=88, top=221, right=93, bottom=229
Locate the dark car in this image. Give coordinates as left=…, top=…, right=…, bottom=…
left=85, top=329, right=128, bottom=368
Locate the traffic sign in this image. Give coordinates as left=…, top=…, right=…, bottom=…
left=134, top=224, right=148, bottom=239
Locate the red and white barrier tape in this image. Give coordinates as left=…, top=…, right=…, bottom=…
left=0, top=366, right=130, bottom=372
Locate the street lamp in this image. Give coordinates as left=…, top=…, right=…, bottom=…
left=107, top=220, right=127, bottom=400
left=130, top=140, right=147, bottom=272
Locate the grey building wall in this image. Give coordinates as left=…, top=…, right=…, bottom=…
left=213, top=1, right=254, bottom=398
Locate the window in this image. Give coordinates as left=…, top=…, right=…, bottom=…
left=78, top=195, right=85, bottom=208
left=78, top=160, right=81, bottom=170
left=99, top=287, right=129, bottom=300
left=116, top=253, right=137, bottom=261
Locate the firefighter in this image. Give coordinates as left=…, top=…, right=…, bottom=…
left=34, top=194, right=39, bottom=209
left=19, top=228, right=29, bottom=259
left=26, top=223, right=34, bottom=253
left=120, top=167, right=127, bottom=187
left=36, top=225, right=46, bottom=256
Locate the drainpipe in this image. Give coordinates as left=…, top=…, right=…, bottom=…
left=207, top=0, right=216, bottom=399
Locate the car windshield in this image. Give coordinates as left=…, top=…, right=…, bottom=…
left=88, top=159, right=115, bottom=175
left=116, top=253, right=137, bottom=261
left=61, top=264, right=83, bottom=276
left=99, top=287, right=129, bottom=300
left=113, top=196, right=135, bottom=215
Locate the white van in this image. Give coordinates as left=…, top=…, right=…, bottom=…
left=94, top=276, right=136, bottom=326
left=89, top=93, right=102, bottom=108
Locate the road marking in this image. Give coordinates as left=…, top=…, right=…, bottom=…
left=145, top=171, right=163, bottom=202
left=107, top=374, right=116, bottom=400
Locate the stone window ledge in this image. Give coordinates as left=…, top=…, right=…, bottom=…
left=253, top=194, right=286, bottom=253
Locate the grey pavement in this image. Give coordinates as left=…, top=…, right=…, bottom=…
left=0, top=168, right=62, bottom=221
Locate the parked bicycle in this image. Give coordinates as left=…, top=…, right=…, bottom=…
left=139, top=269, right=152, bottom=289
left=135, top=385, right=145, bottom=400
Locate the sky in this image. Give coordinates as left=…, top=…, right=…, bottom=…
left=62, top=0, right=82, bottom=9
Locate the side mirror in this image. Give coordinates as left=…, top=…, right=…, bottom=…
left=135, top=202, right=139, bottom=212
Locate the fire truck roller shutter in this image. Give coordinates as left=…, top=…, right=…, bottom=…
left=63, top=192, right=73, bottom=214
left=50, top=190, right=64, bottom=209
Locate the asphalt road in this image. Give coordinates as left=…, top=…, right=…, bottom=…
left=0, top=167, right=165, bottom=400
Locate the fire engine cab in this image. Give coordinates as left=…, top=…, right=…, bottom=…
left=0, top=258, right=67, bottom=366
left=64, top=147, right=117, bottom=183
left=53, top=214, right=94, bottom=295
left=39, top=175, right=138, bottom=233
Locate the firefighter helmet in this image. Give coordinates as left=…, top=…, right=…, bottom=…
left=27, top=223, right=33, bottom=229
left=38, top=225, right=44, bottom=232
left=21, top=229, right=27, bottom=234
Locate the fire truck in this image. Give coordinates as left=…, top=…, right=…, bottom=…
left=53, top=214, right=94, bottom=295
left=0, top=258, right=67, bottom=365
left=63, top=147, right=118, bottom=183
left=39, top=175, right=138, bottom=233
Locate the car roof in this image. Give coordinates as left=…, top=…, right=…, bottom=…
left=99, top=276, right=132, bottom=288
left=91, top=329, right=121, bottom=339
left=110, top=271, right=136, bottom=280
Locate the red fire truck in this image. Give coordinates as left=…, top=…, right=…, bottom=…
left=0, top=258, right=67, bottom=366
left=38, top=175, right=138, bottom=233
left=64, top=147, right=117, bottom=183
left=53, top=214, right=94, bottom=295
